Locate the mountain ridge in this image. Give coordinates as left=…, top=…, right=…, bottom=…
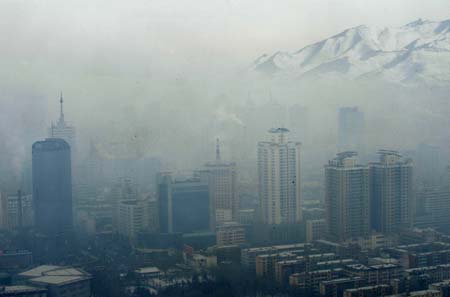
left=250, top=19, right=450, bottom=86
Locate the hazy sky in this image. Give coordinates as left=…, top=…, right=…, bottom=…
left=1, top=0, right=450, bottom=178
left=2, top=0, right=450, bottom=70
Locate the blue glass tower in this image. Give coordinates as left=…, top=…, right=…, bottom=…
left=32, top=138, right=73, bottom=240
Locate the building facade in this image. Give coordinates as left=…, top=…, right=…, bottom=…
left=32, top=138, right=73, bottom=240
left=337, top=107, right=364, bottom=153
left=370, top=150, right=413, bottom=234
left=258, top=128, right=301, bottom=225
left=325, top=152, right=370, bottom=242
left=198, top=139, right=239, bottom=227
left=158, top=173, right=210, bottom=233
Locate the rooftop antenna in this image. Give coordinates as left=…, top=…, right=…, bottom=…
left=216, top=138, right=221, bottom=162
left=17, top=190, right=23, bottom=229
left=59, top=91, right=65, bottom=123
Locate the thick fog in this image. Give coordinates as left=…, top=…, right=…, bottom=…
left=1, top=0, right=450, bottom=190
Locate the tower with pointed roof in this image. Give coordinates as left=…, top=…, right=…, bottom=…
left=198, top=138, right=239, bottom=228
left=48, top=92, right=76, bottom=154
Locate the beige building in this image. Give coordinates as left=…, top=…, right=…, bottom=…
left=306, top=219, right=326, bottom=243
left=325, top=152, right=370, bottom=242
left=216, top=222, right=246, bottom=246
left=198, top=139, right=238, bottom=227
left=118, top=199, right=149, bottom=240
left=258, top=128, right=301, bottom=225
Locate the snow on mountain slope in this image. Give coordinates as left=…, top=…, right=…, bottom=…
left=251, top=19, right=450, bottom=85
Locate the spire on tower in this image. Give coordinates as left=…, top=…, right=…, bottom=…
left=216, top=138, right=221, bottom=162
left=59, top=91, right=65, bottom=123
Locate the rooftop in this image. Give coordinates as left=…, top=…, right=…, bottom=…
left=19, top=265, right=90, bottom=286
left=269, top=127, right=290, bottom=133
left=135, top=267, right=161, bottom=274
left=0, top=285, right=47, bottom=294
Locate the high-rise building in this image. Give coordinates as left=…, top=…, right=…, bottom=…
left=257, top=128, right=301, bottom=225
left=32, top=138, right=73, bottom=241
left=416, top=143, right=440, bottom=187
left=306, top=219, right=326, bottom=243
left=416, top=188, right=450, bottom=230
left=288, top=105, right=308, bottom=143
left=118, top=199, right=147, bottom=240
left=111, top=177, right=138, bottom=231
left=158, top=173, right=210, bottom=233
left=337, top=107, right=364, bottom=153
left=198, top=139, right=238, bottom=227
left=370, top=150, right=413, bottom=234
left=442, top=164, right=450, bottom=190
left=0, top=191, right=33, bottom=230
left=325, top=152, right=370, bottom=242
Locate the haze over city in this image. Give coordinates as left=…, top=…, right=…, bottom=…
left=1, top=1, right=450, bottom=297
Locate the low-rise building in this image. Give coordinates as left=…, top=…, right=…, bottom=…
left=216, top=222, right=246, bottom=246
left=241, top=243, right=314, bottom=272
left=0, top=250, right=33, bottom=270
left=343, top=284, right=392, bottom=297
left=319, top=277, right=365, bottom=297
left=0, top=285, right=47, bottom=297
left=429, top=280, right=450, bottom=297
left=135, top=267, right=161, bottom=280
left=344, top=264, right=401, bottom=285
left=19, top=265, right=91, bottom=297
left=289, top=268, right=343, bottom=290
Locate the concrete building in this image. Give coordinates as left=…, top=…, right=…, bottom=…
left=0, top=192, right=33, bottom=230
left=306, top=219, right=327, bottom=243
left=337, top=107, right=364, bottom=153
left=237, top=209, right=255, bottom=225
left=319, top=277, right=365, bottom=297
left=241, top=243, right=314, bottom=272
left=216, top=222, right=246, bottom=246
left=288, top=105, right=309, bottom=143
left=0, top=250, right=33, bottom=270
left=344, top=264, right=402, bottom=285
left=390, top=242, right=450, bottom=269
left=198, top=139, right=239, bottom=227
left=416, top=143, right=440, bottom=187
left=429, top=280, right=450, bottom=297
left=289, top=268, right=343, bottom=289
left=118, top=199, right=147, bottom=240
left=19, top=266, right=91, bottom=297
left=111, top=177, right=138, bottom=231
left=417, top=188, right=450, bottom=230
left=0, top=286, right=47, bottom=297
left=32, top=138, right=73, bottom=247
left=370, top=150, right=413, bottom=234
left=48, top=94, right=76, bottom=157
left=408, top=290, right=441, bottom=297
left=325, top=152, right=370, bottom=242
left=134, top=267, right=162, bottom=280
left=343, top=284, right=392, bottom=297
left=258, top=128, right=301, bottom=225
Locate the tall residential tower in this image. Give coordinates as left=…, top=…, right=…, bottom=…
left=257, top=128, right=301, bottom=225
left=370, top=150, right=413, bottom=233
left=337, top=107, right=364, bottom=153
left=198, top=139, right=239, bottom=226
left=325, top=152, right=370, bottom=242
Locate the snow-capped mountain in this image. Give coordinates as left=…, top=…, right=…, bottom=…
left=251, top=19, right=450, bottom=85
